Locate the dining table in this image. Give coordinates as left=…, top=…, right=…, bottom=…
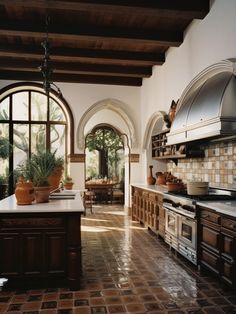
left=85, top=181, right=117, bottom=204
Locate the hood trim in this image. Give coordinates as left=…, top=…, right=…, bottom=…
left=167, top=59, right=236, bottom=145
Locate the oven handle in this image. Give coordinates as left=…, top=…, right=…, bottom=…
left=181, top=216, right=196, bottom=223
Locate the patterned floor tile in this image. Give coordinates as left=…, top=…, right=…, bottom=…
left=0, top=205, right=236, bottom=314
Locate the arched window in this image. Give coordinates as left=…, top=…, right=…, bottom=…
left=0, top=83, right=74, bottom=195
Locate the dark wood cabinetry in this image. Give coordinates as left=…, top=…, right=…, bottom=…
left=199, top=206, right=236, bottom=288
left=0, top=212, right=82, bottom=290
left=131, top=186, right=164, bottom=237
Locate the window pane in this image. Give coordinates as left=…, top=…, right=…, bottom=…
left=50, top=124, right=66, bottom=157
left=31, top=92, right=47, bottom=121
left=13, top=124, right=29, bottom=168
left=12, top=92, right=28, bottom=120
left=49, top=99, right=65, bottom=121
left=0, top=124, right=9, bottom=179
left=31, top=124, right=46, bottom=154
left=86, top=148, right=99, bottom=179
left=0, top=97, right=9, bottom=120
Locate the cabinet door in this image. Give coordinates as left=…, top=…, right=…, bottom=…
left=221, top=257, right=236, bottom=287
left=22, top=232, right=44, bottom=275
left=221, top=232, right=235, bottom=261
left=0, top=233, right=20, bottom=276
left=201, top=247, right=220, bottom=275
left=45, top=232, right=66, bottom=275
left=201, top=225, right=220, bottom=254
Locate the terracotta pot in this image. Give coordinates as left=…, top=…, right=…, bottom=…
left=15, top=177, right=34, bottom=205
left=34, top=186, right=51, bottom=203
left=147, top=165, right=156, bottom=185
left=64, top=182, right=74, bottom=190
left=156, top=173, right=166, bottom=185
left=48, top=165, right=64, bottom=192
left=167, top=182, right=184, bottom=192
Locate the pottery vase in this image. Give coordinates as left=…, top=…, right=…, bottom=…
left=15, top=176, right=34, bottom=205
left=147, top=165, right=156, bottom=185
left=156, top=173, right=166, bottom=185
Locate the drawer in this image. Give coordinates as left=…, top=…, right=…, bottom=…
left=200, top=209, right=220, bottom=225
left=222, top=217, right=236, bottom=232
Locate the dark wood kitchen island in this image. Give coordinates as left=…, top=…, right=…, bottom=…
left=0, top=192, right=84, bottom=290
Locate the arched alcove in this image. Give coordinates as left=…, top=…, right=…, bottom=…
left=142, top=111, right=167, bottom=151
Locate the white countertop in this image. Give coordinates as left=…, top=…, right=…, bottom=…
left=196, top=200, right=236, bottom=218
left=0, top=190, right=85, bottom=214
left=131, top=184, right=167, bottom=194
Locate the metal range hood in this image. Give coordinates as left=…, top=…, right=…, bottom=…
left=167, top=60, right=236, bottom=145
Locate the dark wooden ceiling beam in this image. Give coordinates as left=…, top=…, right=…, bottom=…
left=0, top=0, right=209, bottom=19
left=0, top=70, right=142, bottom=86
left=0, top=45, right=165, bottom=66
left=0, top=59, right=152, bottom=78
left=0, top=22, right=183, bottom=47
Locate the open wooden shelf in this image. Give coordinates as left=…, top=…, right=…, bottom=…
left=152, top=129, right=204, bottom=162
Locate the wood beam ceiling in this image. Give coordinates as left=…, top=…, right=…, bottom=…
left=0, top=0, right=210, bottom=86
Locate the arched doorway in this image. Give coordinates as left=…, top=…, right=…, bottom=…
left=85, top=125, right=125, bottom=204
left=77, top=98, right=136, bottom=207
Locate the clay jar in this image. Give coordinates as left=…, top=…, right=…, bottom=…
left=147, top=165, right=156, bottom=185
left=15, top=176, right=34, bottom=205
left=156, top=172, right=166, bottom=185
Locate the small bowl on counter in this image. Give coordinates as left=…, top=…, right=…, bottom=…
left=187, top=181, right=209, bottom=195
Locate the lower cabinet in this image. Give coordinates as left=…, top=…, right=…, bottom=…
left=131, top=186, right=163, bottom=236
left=0, top=212, right=82, bottom=290
left=199, top=206, right=236, bottom=288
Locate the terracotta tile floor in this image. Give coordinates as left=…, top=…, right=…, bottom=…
left=1, top=205, right=236, bottom=314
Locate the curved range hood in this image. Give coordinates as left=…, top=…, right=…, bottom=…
left=167, top=60, right=236, bottom=145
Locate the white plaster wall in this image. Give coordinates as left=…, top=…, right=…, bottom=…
left=140, top=0, right=236, bottom=183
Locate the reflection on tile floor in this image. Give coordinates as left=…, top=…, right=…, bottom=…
left=1, top=204, right=236, bottom=313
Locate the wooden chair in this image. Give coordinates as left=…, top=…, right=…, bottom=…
left=84, top=191, right=95, bottom=215
left=112, top=189, right=124, bottom=204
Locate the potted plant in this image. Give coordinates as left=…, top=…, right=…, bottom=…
left=63, top=176, right=74, bottom=190
left=47, top=154, right=64, bottom=192
left=19, top=150, right=62, bottom=203
left=0, top=175, right=8, bottom=200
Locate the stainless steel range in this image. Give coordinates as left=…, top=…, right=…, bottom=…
left=163, top=187, right=236, bottom=265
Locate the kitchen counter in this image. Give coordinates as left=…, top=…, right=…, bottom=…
left=131, top=184, right=167, bottom=194
left=131, top=184, right=236, bottom=217
left=0, top=190, right=85, bottom=213
left=0, top=192, right=84, bottom=290
left=196, top=200, right=236, bottom=218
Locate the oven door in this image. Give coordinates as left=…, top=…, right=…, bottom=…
left=178, top=216, right=196, bottom=250
left=165, top=208, right=179, bottom=237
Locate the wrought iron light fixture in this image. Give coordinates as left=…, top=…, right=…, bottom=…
left=39, top=15, right=62, bottom=97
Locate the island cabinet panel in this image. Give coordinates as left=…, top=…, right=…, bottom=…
left=198, top=206, right=236, bottom=288
left=45, top=232, right=66, bottom=274
left=0, top=233, right=20, bottom=275
left=131, top=186, right=163, bottom=236
left=0, top=212, right=82, bottom=290
left=22, top=232, right=44, bottom=275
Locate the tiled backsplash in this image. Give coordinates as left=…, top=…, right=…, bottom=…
left=167, top=140, right=236, bottom=190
